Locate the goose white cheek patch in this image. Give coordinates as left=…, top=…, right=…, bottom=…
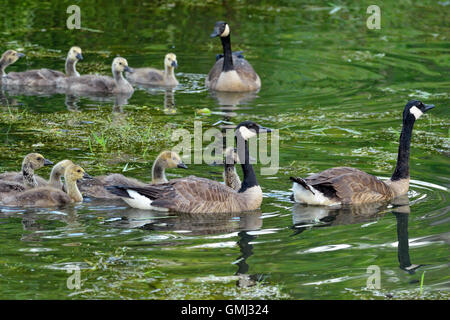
left=410, top=106, right=423, bottom=119
left=221, top=24, right=230, bottom=37
left=238, top=126, right=257, bottom=140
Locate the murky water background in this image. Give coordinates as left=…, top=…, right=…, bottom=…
left=0, top=1, right=448, bottom=299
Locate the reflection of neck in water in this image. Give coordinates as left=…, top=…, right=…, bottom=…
left=235, top=230, right=264, bottom=288
left=392, top=201, right=422, bottom=274
left=236, top=231, right=256, bottom=275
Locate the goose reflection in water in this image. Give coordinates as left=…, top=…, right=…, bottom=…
left=209, top=90, right=259, bottom=118
left=291, top=195, right=424, bottom=274
left=102, top=207, right=265, bottom=288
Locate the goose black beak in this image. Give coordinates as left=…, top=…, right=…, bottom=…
left=76, top=53, right=83, bottom=60
left=44, top=159, right=53, bottom=166
left=258, top=125, right=272, bottom=133
left=423, top=104, right=435, bottom=112
left=82, top=172, right=93, bottom=180
left=210, top=27, right=221, bottom=38
left=171, top=60, right=178, bottom=68
left=124, top=66, right=134, bottom=73
left=177, top=162, right=188, bottom=169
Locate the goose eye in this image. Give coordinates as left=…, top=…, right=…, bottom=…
left=77, top=170, right=81, bottom=173
left=37, top=157, right=42, bottom=161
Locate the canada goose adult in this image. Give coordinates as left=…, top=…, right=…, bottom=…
left=223, top=146, right=241, bottom=191
left=106, top=121, right=270, bottom=213
left=62, top=57, right=134, bottom=94
left=290, top=100, right=435, bottom=205
left=78, top=151, right=187, bottom=199
left=1, top=47, right=83, bottom=87
left=0, top=153, right=53, bottom=189
left=206, top=22, right=261, bottom=92
left=126, top=53, right=179, bottom=86
left=1, top=164, right=90, bottom=207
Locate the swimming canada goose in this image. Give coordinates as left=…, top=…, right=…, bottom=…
left=0, top=153, right=53, bottom=189
left=62, top=57, right=134, bottom=94
left=1, top=47, right=83, bottom=87
left=206, top=22, right=261, bottom=92
left=106, top=121, right=271, bottom=213
left=78, top=151, right=187, bottom=199
left=223, top=146, right=241, bottom=191
left=126, top=53, right=179, bottom=86
left=1, top=164, right=90, bottom=207
left=290, top=100, right=436, bottom=206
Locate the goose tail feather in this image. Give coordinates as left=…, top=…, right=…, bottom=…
left=105, top=185, right=132, bottom=198
left=290, top=177, right=315, bottom=195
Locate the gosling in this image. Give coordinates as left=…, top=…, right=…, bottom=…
left=126, top=53, right=179, bottom=86
left=1, top=164, right=91, bottom=207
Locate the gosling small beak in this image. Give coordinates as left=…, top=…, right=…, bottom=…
left=177, top=162, right=188, bottom=169
left=18, top=53, right=25, bottom=58
left=83, top=172, right=93, bottom=180
left=124, top=66, right=134, bottom=73
left=423, top=104, right=435, bottom=112
left=171, top=60, right=178, bottom=68
left=44, top=159, right=53, bottom=166
left=76, top=53, right=83, bottom=60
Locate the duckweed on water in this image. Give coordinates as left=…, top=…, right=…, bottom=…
left=0, top=107, right=183, bottom=161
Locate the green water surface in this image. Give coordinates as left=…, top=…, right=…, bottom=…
left=0, top=0, right=449, bottom=299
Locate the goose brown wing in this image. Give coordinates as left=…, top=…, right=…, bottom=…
left=306, top=167, right=393, bottom=204
left=124, top=176, right=239, bottom=213
left=207, top=60, right=223, bottom=84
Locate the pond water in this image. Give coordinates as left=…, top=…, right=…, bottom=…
left=0, top=1, right=448, bottom=299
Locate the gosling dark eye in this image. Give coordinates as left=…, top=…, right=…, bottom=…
left=77, top=170, right=81, bottom=173
left=37, top=157, right=42, bottom=161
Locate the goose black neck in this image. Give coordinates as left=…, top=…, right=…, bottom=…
left=237, top=139, right=258, bottom=192
left=391, top=117, right=415, bottom=181
left=220, top=35, right=234, bottom=72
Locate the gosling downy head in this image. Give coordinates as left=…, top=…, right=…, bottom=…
left=112, top=57, right=133, bottom=74
left=158, top=151, right=188, bottom=169
left=0, top=50, right=25, bottom=75
left=165, top=53, right=178, bottom=69
left=225, top=146, right=239, bottom=164
left=403, top=100, right=435, bottom=121
left=65, top=164, right=91, bottom=182
left=210, top=21, right=230, bottom=38
left=67, top=46, right=83, bottom=62
left=24, top=153, right=53, bottom=170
